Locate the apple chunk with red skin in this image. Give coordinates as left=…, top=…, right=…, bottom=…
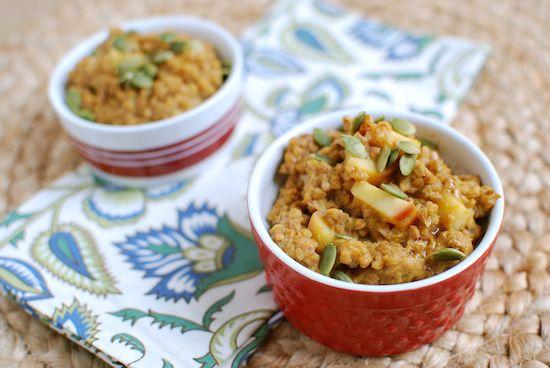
left=351, top=181, right=417, bottom=227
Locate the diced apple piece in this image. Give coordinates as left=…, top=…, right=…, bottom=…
left=388, top=130, right=421, bottom=151
left=367, top=167, right=395, bottom=186
left=351, top=181, right=417, bottom=227
left=438, top=190, right=474, bottom=230
left=308, top=210, right=335, bottom=251
left=346, top=155, right=376, bottom=175
left=345, top=155, right=395, bottom=185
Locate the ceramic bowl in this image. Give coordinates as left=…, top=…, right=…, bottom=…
left=248, top=109, right=504, bottom=356
left=49, top=16, right=243, bottom=187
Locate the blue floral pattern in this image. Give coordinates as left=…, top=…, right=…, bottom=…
left=53, top=298, right=100, bottom=344
left=0, top=256, right=52, bottom=302
left=312, top=0, right=345, bottom=17
left=282, top=22, right=353, bottom=63
left=269, top=75, right=348, bottom=136
left=387, top=35, right=433, bottom=61
left=32, top=223, right=120, bottom=296
left=115, top=203, right=263, bottom=302
left=349, top=20, right=433, bottom=60
left=84, top=186, right=146, bottom=226
left=245, top=44, right=306, bottom=77
left=84, top=179, right=192, bottom=227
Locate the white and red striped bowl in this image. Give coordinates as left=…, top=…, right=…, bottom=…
left=49, top=16, right=244, bottom=186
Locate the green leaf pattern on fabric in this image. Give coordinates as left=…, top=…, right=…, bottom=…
left=1, top=212, right=32, bottom=227
left=148, top=311, right=208, bottom=333
left=110, top=309, right=149, bottom=326
left=209, top=309, right=274, bottom=365
left=203, top=291, right=235, bottom=329
left=111, top=333, right=146, bottom=364
left=162, top=359, right=174, bottom=368
left=111, top=294, right=276, bottom=367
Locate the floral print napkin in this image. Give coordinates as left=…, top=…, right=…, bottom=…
left=0, top=0, right=488, bottom=367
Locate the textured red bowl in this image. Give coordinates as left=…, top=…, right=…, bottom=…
left=248, top=109, right=504, bottom=356
left=49, top=16, right=243, bottom=187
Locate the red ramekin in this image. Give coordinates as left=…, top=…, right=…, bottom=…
left=248, top=109, right=504, bottom=356
left=48, top=16, right=243, bottom=187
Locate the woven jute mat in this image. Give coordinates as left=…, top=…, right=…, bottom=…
left=0, top=0, right=548, bottom=367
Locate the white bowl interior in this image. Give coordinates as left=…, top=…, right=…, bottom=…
left=249, top=109, right=504, bottom=292
left=48, top=16, right=243, bottom=150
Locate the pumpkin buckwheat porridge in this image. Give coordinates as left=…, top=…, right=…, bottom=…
left=268, top=112, right=499, bottom=284
left=65, top=29, right=229, bottom=125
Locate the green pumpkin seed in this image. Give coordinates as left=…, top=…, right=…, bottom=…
left=152, top=50, right=174, bottom=64
left=77, top=109, right=95, bottom=121
left=222, top=62, right=231, bottom=80
left=129, top=71, right=153, bottom=89
left=431, top=248, right=466, bottom=261
left=374, top=115, right=385, bottom=123
left=66, top=89, right=95, bottom=121
left=160, top=32, right=176, bottom=43
left=388, top=148, right=399, bottom=165
left=399, top=154, right=416, bottom=176
left=119, top=71, right=134, bottom=85
left=113, top=36, right=130, bottom=51
left=188, top=39, right=205, bottom=53
left=342, top=135, right=368, bottom=159
left=118, top=55, right=146, bottom=74
left=397, top=140, right=420, bottom=155
left=319, top=243, right=337, bottom=276
left=381, top=183, right=408, bottom=199
left=419, top=137, right=438, bottom=149
left=311, top=153, right=336, bottom=166
left=351, top=111, right=365, bottom=133
left=335, top=233, right=355, bottom=240
left=65, top=89, right=81, bottom=113
left=389, top=118, right=416, bottom=136
left=170, top=40, right=187, bottom=54
left=141, top=63, right=158, bottom=78
left=313, top=128, right=333, bottom=147
left=376, top=146, right=392, bottom=172
left=332, top=270, right=353, bottom=283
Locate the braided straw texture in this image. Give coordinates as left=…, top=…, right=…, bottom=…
left=0, top=0, right=548, bottom=367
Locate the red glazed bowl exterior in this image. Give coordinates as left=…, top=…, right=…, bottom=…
left=248, top=109, right=504, bottom=356
left=252, top=227, right=497, bottom=356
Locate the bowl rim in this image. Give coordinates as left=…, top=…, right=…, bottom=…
left=248, top=108, right=505, bottom=293
left=48, top=15, right=243, bottom=133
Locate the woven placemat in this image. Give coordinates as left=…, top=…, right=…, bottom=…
left=0, top=0, right=548, bottom=367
